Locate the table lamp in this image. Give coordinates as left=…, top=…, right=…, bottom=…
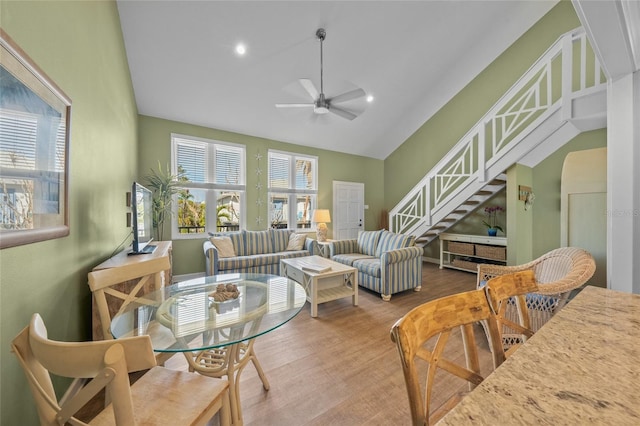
left=312, top=209, right=331, bottom=242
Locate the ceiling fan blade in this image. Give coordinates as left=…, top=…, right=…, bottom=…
left=329, top=106, right=358, bottom=121
left=275, top=103, right=314, bottom=108
left=299, top=79, right=319, bottom=100
left=329, top=88, right=366, bottom=104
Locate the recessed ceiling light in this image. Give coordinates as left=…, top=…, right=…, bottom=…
left=366, top=95, right=374, bottom=103
left=235, top=43, right=246, bottom=56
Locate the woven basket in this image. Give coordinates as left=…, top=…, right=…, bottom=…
left=475, top=244, right=506, bottom=260
left=448, top=241, right=474, bottom=255
left=451, top=258, right=479, bottom=272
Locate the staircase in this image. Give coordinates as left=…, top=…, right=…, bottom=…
left=389, top=27, right=607, bottom=247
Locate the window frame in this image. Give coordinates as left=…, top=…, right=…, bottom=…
left=267, top=149, right=318, bottom=231
left=170, top=133, right=246, bottom=239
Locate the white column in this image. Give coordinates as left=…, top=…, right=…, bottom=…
left=606, top=70, right=640, bottom=293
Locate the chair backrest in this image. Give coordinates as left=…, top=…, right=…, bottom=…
left=11, top=313, right=157, bottom=426
left=390, top=289, right=505, bottom=425
left=530, top=247, right=596, bottom=295
left=484, top=270, right=539, bottom=357
left=88, top=256, right=170, bottom=340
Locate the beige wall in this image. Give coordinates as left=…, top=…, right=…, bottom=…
left=0, top=1, right=138, bottom=424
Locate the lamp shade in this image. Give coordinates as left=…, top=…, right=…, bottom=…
left=312, top=209, right=331, bottom=223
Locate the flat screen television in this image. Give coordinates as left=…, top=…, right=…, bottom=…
left=130, top=182, right=156, bottom=255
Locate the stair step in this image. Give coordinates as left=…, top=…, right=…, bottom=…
left=462, top=200, right=480, bottom=205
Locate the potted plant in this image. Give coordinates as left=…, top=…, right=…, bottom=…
left=145, top=162, right=184, bottom=241
left=482, top=205, right=504, bottom=236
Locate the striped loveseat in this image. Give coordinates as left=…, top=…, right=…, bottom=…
left=204, top=229, right=314, bottom=276
left=329, top=230, right=423, bottom=301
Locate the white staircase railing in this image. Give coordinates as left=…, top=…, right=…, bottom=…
left=390, top=27, right=606, bottom=237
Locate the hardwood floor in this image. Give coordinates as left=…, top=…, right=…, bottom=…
left=168, top=262, right=495, bottom=426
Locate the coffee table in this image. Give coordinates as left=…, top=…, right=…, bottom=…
left=280, top=255, right=358, bottom=317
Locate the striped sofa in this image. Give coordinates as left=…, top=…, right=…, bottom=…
left=204, top=229, right=314, bottom=276
left=329, top=230, right=423, bottom=301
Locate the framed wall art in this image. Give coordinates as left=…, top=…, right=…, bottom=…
left=0, top=29, right=71, bottom=249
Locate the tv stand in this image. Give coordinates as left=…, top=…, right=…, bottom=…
left=128, top=244, right=157, bottom=255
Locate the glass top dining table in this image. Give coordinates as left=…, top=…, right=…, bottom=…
left=110, top=273, right=307, bottom=352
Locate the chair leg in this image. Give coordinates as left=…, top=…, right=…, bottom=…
left=250, top=348, right=270, bottom=391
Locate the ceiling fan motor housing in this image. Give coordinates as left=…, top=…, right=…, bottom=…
left=314, top=93, right=329, bottom=114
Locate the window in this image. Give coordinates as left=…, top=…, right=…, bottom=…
left=268, top=150, right=317, bottom=230
left=171, top=134, right=245, bottom=238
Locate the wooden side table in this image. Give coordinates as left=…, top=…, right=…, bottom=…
left=315, top=239, right=334, bottom=258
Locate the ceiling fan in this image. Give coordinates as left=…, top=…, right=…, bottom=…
left=275, top=28, right=366, bottom=121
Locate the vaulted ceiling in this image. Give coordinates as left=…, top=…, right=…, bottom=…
left=117, top=1, right=558, bottom=160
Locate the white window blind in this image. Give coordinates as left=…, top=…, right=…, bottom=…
left=171, top=134, right=246, bottom=238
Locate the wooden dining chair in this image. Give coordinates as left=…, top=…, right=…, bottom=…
left=390, top=288, right=505, bottom=426
left=88, top=256, right=178, bottom=367
left=11, top=313, right=231, bottom=426
left=483, top=270, right=539, bottom=358
left=88, top=256, right=170, bottom=340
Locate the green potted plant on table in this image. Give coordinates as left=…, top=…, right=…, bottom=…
left=145, top=162, right=184, bottom=241
left=482, top=205, right=504, bottom=236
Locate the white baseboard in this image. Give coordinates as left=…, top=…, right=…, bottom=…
left=172, top=272, right=205, bottom=284
left=422, top=256, right=440, bottom=265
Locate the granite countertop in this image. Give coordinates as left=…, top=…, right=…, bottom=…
left=438, top=285, right=640, bottom=425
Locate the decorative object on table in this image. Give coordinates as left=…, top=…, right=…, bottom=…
left=210, top=283, right=240, bottom=302
left=312, top=209, right=331, bottom=242
left=0, top=29, right=71, bottom=249
left=145, top=161, right=184, bottom=241
left=482, top=205, right=504, bottom=236
left=518, top=185, right=535, bottom=210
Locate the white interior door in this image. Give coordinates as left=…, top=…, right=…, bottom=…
left=568, top=192, right=607, bottom=287
left=561, top=147, right=607, bottom=288
left=333, top=181, right=364, bottom=240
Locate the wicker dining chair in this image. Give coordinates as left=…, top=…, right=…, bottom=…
left=477, top=247, right=595, bottom=351
left=483, top=270, right=539, bottom=359
left=390, top=289, right=505, bottom=426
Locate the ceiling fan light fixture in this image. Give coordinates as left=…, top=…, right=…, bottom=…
left=275, top=28, right=366, bottom=121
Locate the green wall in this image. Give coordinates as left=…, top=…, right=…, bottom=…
left=384, top=2, right=581, bottom=210
left=385, top=1, right=607, bottom=262
left=138, top=115, right=384, bottom=275
left=0, top=1, right=138, bottom=424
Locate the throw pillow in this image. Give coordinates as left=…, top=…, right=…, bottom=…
left=210, top=236, right=236, bottom=258
left=286, top=233, right=306, bottom=251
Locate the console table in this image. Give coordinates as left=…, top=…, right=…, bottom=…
left=91, top=241, right=172, bottom=340
left=439, top=233, right=507, bottom=272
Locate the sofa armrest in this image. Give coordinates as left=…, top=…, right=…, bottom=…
left=304, top=237, right=316, bottom=254
left=329, top=239, right=358, bottom=257
left=203, top=240, right=219, bottom=276
left=380, top=246, right=423, bottom=265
